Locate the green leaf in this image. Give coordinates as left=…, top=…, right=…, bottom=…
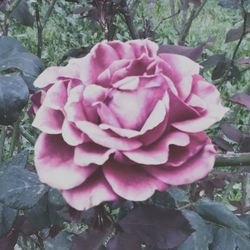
left=0, top=203, right=17, bottom=237
left=210, top=227, right=250, bottom=250
left=44, top=231, right=73, bottom=250
left=0, top=0, right=34, bottom=27
left=25, top=195, right=51, bottom=230
left=177, top=210, right=213, bottom=250
left=0, top=150, right=28, bottom=176
left=194, top=198, right=250, bottom=250
left=0, top=166, right=48, bottom=209
left=0, top=36, right=44, bottom=92
left=0, top=74, right=29, bottom=125
left=194, top=198, right=249, bottom=234
left=152, top=187, right=189, bottom=208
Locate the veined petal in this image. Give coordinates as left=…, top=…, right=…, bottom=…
left=103, top=162, right=167, bottom=201
left=34, top=134, right=97, bottom=189
left=76, top=121, right=142, bottom=151
left=62, top=172, right=118, bottom=211
left=32, top=105, right=64, bottom=134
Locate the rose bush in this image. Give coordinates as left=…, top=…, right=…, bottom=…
left=31, top=39, right=228, bottom=210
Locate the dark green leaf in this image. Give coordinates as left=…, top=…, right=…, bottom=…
left=48, top=188, right=67, bottom=209
left=0, top=36, right=44, bottom=92
left=0, top=166, right=48, bottom=209
left=194, top=198, right=249, bottom=234
left=0, top=150, right=28, bottom=176
left=152, top=187, right=189, bottom=208
left=0, top=74, right=29, bottom=125
left=71, top=225, right=112, bottom=250
left=25, top=195, right=51, bottom=230
left=210, top=226, right=250, bottom=250
left=166, top=187, right=189, bottom=205
left=0, top=203, right=17, bottom=237
left=112, top=204, right=193, bottom=249
left=177, top=210, right=213, bottom=250
left=45, top=231, right=73, bottom=250
left=212, top=60, right=229, bottom=80
left=0, top=0, right=34, bottom=27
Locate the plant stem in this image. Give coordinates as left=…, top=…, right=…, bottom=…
left=19, top=127, right=35, bottom=145
left=9, top=121, right=20, bottom=158
left=178, top=0, right=208, bottom=45
left=3, top=0, right=22, bottom=35
left=0, top=126, right=6, bottom=163
left=35, top=0, right=58, bottom=57
left=215, top=152, right=250, bottom=167
left=119, top=0, right=139, bottom=39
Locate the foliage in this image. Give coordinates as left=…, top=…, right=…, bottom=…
left=0, top=0, right=250, bottom=249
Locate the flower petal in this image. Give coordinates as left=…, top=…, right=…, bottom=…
left=42, top=82, right=67, bottom=110
left=103, top=162, right=167, bottom=201
left=34, top=65, right=80, bottom=88
left=62, top=120, right=87, bottom=146
left=32, top=105, right=64, bottom=134
left=62, top=172, right=118, bottom=211
left=35, top=134, right=97, bottom=189
left=76, top=121, right=142, bottom=150
left=146, top=143, right=216, bottom=185
left=74, top=143, right=115, bottom=166
left=123, top=131, right=190, bottom=165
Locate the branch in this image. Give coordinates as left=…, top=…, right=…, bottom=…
left=231, top=1, right=248, bottom=63
left=35, top=0, right=58, bottom=57
left=0, top=126, right=6, bottom=163
left=119, top=0, right=139, bottom=39
left=178, top=0, right=208, bottom=45
left=3, top=0, right=22, bottom=36
left=215, top=152, right=250, bottom=167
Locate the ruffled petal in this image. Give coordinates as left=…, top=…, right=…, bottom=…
left=146, top=143, right=216, bottom=185
left=34, top=134, right=97, bottom=189
left=62, top=172, right=118, bottom=211
left=74, top=143, right=115, bottom=166
left=123, top=131, right=190, bottom=165
left=34, top=65, right=81, bottom=88
left=76, top=121, right=142, bottom=151
left=32, top=105, right=64, bottom=134
left=173, top=75, right=229, bottom=132
left=159, top=53, right=200, bottom=83
left=62, top=120, right=87, bottom=146
left=103, top=162, right=167, bottom=201
left=83, top=84, right=108, bottom=104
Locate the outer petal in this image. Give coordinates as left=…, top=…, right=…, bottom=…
left=167, top=132, right=207, bottom=167
left=62, top=172, right=118, bottom=211
left=28, top=90, right=45, bottom=115
left=173, top=75, right=229, bottom=132
left=74, top=143, right=115, bottom=166
left=34, top=65, right=81, bottom=88
left=32, top=105, right=64, bottom=134
left=146, top=144, right=216, bottom=185
left=62, top=120, right=87, bottom=146
left=34, top=134, right=97, bottom=189
left=127, top=39, right=158, bottom=58
left=123, top=131, right=190, bottom=165
left=103, top=162, right=167, bottom=201
left=79, top=42, right=120, bottom=84
left=76, top=121, right=142, bottom=151
left=159, top=53, right=200, bottom=83
left=42, top=81, right=67, bottom=110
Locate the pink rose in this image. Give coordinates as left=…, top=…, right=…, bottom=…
left=32, top=40, right=228, bottom=210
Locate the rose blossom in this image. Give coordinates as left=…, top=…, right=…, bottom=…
left=32, top=39, right=228, bottom=210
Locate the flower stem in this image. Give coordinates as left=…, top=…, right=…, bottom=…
left=0, top=126, right=6, bottom=163
left=9, top=121, right=20, bottom=158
